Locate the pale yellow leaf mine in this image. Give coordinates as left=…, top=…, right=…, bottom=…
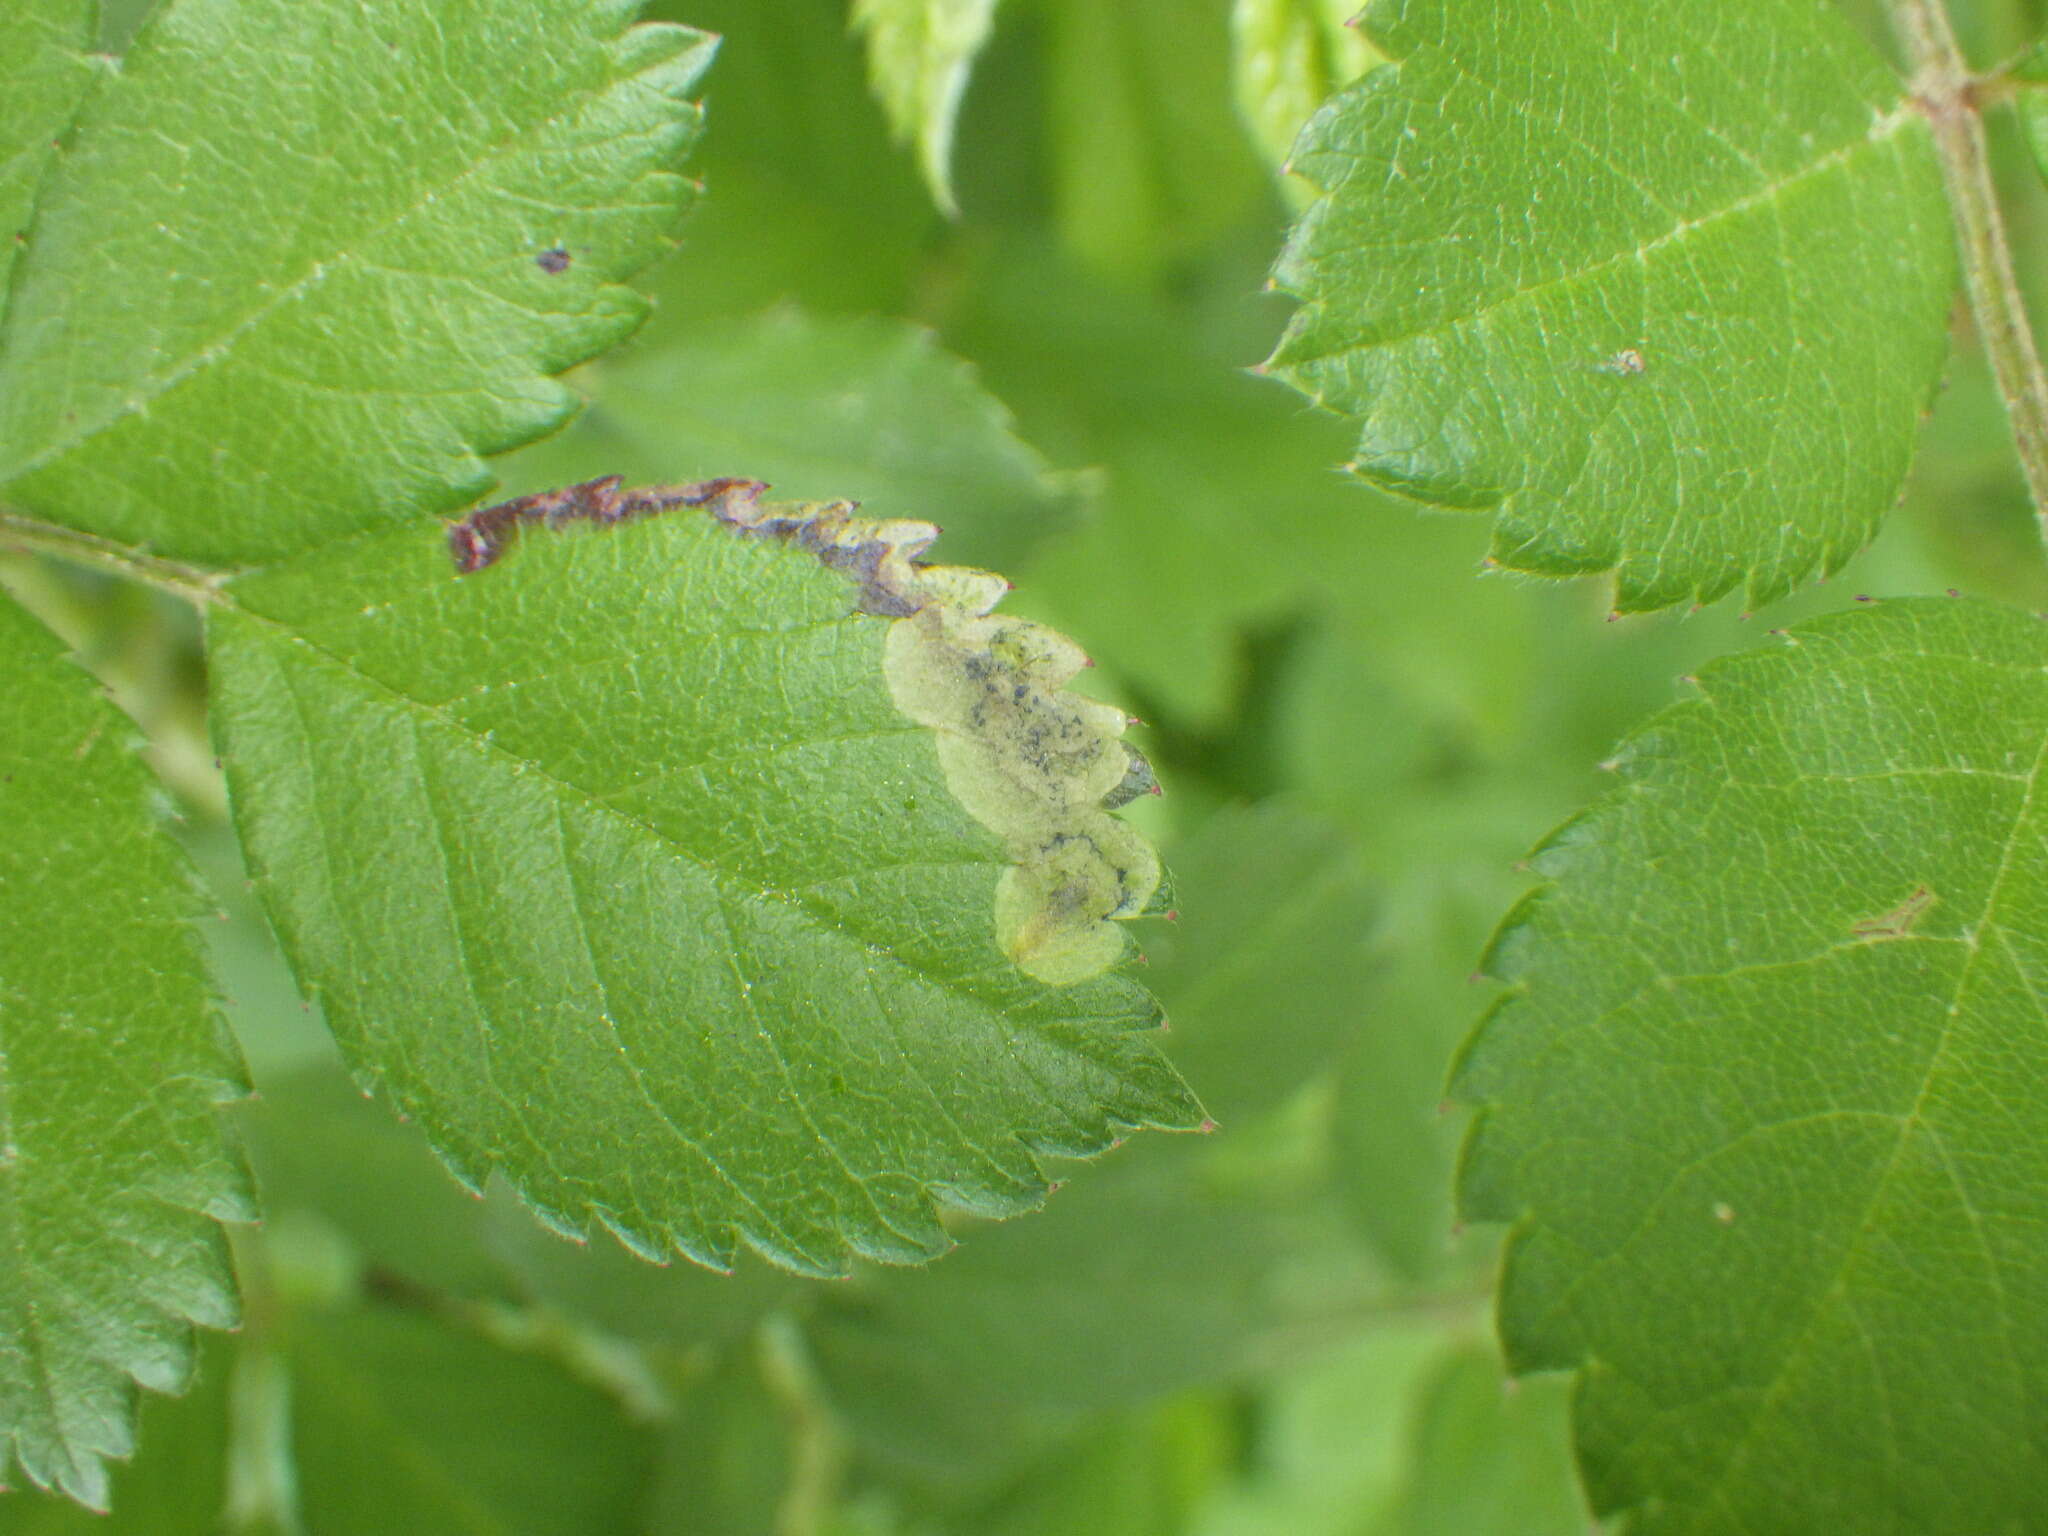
left=449, top=476, right=1166, bottom=984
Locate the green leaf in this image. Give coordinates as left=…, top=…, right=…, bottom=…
left=480, top=1186, right=801, bottom=1354
left=644, top=1334, right=800, bottom=1536
left=937, top=1396, right=1236, bottom=1536
left=941, top=246, right=1535, bottom=734
left=242, top=1069, right=512, bottom=1303
left=0, top=1, right=98, bottom=303
left=943, top=247, right=1371, bottom=725
left=851, top=0, right=1001, bottom=215
left=1325, top=793, right=1536, bottom=1284
left=0, top=1336, right=230, bottom=1534
left=1369, top=1345, right=1584, bottom=1536
left=1144, top=803, right=1377, bottom=1125
left=0, top=595, right=252, bottom=1510
left=1267, top=0, right=1956, bottom=612
left=1455, top=597, right=2048, bottom=1532
left=628, top=0, right=933, bottom=319
left=805, top=1133, right=1383, bottom=1493
left=207, top=484, right=1196, bottom=1278
left=1229, top=0, right=1381, bottom=175
left=1186, top=1321, right=1447, bottom=1536
left=0, top=0, right=712, bottom=565
left=2011, top=40, right=2048, bottom=188
left=282, top=1304, right=653, bottom=1534
left=1041, top=0, right=1273, bottom=282
left=504, top=306, right=1081, bottom=575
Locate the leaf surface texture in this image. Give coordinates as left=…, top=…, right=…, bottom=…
left=1457, top=598, right=2048, bottom=1532
left=0, top=0, right=712, bottom=563
left=207, top=493, right=1195, bottom=1276
left=0, top=597, right=251, bottom=1509
left=1268, top=0, right=1955, bottom=610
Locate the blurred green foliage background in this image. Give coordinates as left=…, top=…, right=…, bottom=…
left=7, top=0, right=2048, bottom=1529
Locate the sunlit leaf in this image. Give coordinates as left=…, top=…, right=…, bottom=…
left=209, top=484, right=1195, bottom=1277
left=0, top=0, right=711, bottom=563
left=0, top=596, right=252, bottom=1509
left=1267, top=0, right=1954, bottom=611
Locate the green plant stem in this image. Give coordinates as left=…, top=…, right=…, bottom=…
left=758, top=1314, right=848, bottom=1536
left=0, top=505, right=228, bottom=606
left=1893, top=0, right=2048, bottom=537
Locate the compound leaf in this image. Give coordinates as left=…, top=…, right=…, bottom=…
left=207, top=483, right=1196, bottom=1278
left=0, top=596, right=252, bottom=1510
left=851, top=0, right=1001, bottom=215
left=1267, top=0, right=1955, bottom=612
left=506, top=306, right=1080, bottom=575
left=1455, top=597, right=2048, bottom=1532
left=0, top=0, right=712, bottom=565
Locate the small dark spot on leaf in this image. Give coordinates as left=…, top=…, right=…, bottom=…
left=536, top=246, right=571, bottom=273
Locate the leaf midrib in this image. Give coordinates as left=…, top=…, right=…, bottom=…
left=1504, top=630, right=2047, bottom=1529
left=223, top=600, right=1043, bottom=1011
left=1675, top=693, right=2048, bottom=1528
left=1276, top=98, right=1919, bottom=371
